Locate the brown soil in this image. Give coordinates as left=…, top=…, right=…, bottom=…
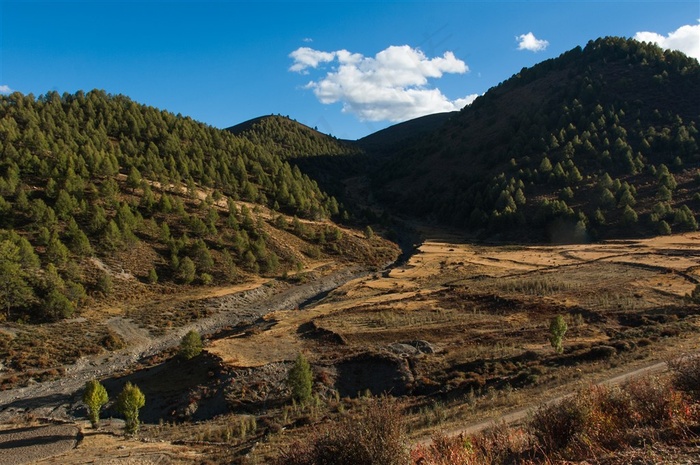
left=2, top=232, right=699, bottom=463
left=0, top=423, right=79, bottom=465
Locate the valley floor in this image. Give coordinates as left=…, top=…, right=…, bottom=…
left=2, top=232, right=700, bottom=463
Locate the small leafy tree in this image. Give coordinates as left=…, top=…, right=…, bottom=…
left=179, top=329, right=203, bottom=360
left=83, top=379, right=108, bottom=428
left=549, top=315, right=568, bottom=354
left=116, top=382, right=146, bottom=435
left=287, top=353, right=312, bottom=405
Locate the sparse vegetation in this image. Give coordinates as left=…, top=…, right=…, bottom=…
left=275, top=396, right=409, bottom=465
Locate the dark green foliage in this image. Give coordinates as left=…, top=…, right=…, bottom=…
left=621, top=205, right=638, bottom=226
left=369, top=37, right=700, bottom=240
left=179, top=330, right=203, bottom=360
left=228, top=115, right=359, bottom=161
left=43, top=289, right=75, bottom=320
left=658, top=220, right=672, bottom=235
left=147, top=268, right=158, bottom=284
left=0, top=89, right=352, bottom=323
left=176, top=257, right=196, bottom=284
left=287, top=353, right=313, bottom=405
left=0, top=240, right=35, bottom=318
left=673, top=205, right=698, bottom=231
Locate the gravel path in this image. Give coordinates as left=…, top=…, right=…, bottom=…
left=0, top=424, right=79, bottom=465
left=0, top=265, right=370, bottom=422
left=415, top=358, right=678, bottom=445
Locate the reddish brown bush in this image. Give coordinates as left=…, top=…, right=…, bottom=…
left=529, top=377, right=695, bottom=459
left=411, top=432, right=476, bottom=465
left=275, top=396, right=409, bottom=465
left=669, top=354, right=700, bottom=402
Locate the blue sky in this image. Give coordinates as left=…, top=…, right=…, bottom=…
left=1, top=1, right=698, bottom=139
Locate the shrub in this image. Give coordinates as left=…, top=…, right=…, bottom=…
left=176, top=257, right=196, bottom=284
left=275, top=396, right=409, bottom=465
left=411, top=432, right=476, bottom=465
left=528, top=394, right=589, bottom=453
left=529, top=378, right=694, bottom=459
left=669, top=354, right=700, bottom=401
left=625, top=376, right=690, bottom=428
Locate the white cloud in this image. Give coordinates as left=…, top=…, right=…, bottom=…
left=516, top=32, right=549, bottom=52
left=289, top=47, right=336, bottom=73
left=289, top=45, right=474, bottom=122
left=302, top=37, right=313, bottom=43
left=0, top=85, right=12, bottom=94
left=634, top=22, right=700, bottom=60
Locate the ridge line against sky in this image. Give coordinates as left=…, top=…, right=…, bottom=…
left=1, top=1, right=698, bottom=139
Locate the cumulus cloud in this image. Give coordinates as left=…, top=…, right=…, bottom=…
left=516, top=32, right=549, bottom=52
left=0, top=85, right=12, bottom=94
left=289, top=47, right=336, bottom=73
left=289, top=45, right=475, bottom=122
left=634, top=22, right=700, bottom=60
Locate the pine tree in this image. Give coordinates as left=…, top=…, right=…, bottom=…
left=116, top=382, right=146, bottom=435
left=0, top=240, right=35, bottom=319
left=287, top=353, right=313, bottom=405
left=179, top=330, right=203, bottom=360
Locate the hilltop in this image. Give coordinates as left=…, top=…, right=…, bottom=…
left=366, top=37, right=700, bottom=241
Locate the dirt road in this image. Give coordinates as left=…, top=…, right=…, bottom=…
left=0, top=266, right=370, bottom=422
left=415, top=358, right=672, bottom=445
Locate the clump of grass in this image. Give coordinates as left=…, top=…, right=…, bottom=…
left=499, top=276, right=579, bottom=296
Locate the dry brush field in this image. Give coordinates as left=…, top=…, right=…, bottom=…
left=2, top=232, right=699, bottom=463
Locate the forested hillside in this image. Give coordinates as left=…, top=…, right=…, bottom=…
left=371, top=37, right=700, bottom=241
left=0, top=91, right=391, bottom=324
left=227, top=115, right=359, bottom=160
left=230, top=115, right=370, bottom=212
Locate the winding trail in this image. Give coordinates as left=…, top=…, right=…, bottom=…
left=415, top=357, right=677, bottom=445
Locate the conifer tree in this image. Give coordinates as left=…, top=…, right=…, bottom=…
left=83, top=379, right=108, bottom=428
